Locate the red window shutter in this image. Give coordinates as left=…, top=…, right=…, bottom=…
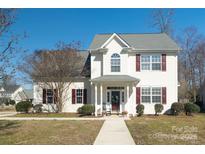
left=83, top=89, right=87, bottom=104
left=136, top=87, right=141, bottom=104
left=43, top=89, right=46, bottom=104
left=136, top=54, right=140, bottom=72
left=72, top=89, right=76, bottom=104
left=162, top=87, right=167, bottom=104
left=54, top=89, right=58, bottom=104
left=162, top=54, right=166, bottom=71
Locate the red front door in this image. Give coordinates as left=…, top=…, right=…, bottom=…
left=111, top=91, right=120, bottom=111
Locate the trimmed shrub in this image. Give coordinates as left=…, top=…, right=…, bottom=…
left=9, top=100, right=16, bottom=105
left=77, top=106, right=83, bottom=114
left=78, top=104, right=95, bottom=115
left=171, top=102, right=184, bottom=115
left=184, top=103, right=200, bottom=116
left=33, top=104, right=43, bottom=113
left=5, top=100, right=10, bottom=106
left=136, top=104, right=144, bottom=116
left=154, top=104, right=164, bottom=115
left=15, top=101, right=33, bottom=113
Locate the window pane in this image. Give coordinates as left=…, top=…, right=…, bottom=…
left=141, top=55, right=150, bottom=62
left=142, top=88, right=151, bottom=95
left=142, top=64, right=150, bottom=70
left=77, top=97, right=82, bottom=103
left=122, top=91, right=124, bottom=102
left=142, top=96, right=151, bottom=103
left=47, top=89, right=53, bottom=104
left=152, top=88, right=161, bottom=95
left=111, top=66, right=120, bottom=72
left=152, top=63, right=161, bottom=70
left=152, top=96, right=161, bottom=103
left=152, top=55, right=161, bottom=62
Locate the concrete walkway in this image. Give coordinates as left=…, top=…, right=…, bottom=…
left=0, top=112, right=17, bottom=117
left=94, top=115, right=135, bottom=145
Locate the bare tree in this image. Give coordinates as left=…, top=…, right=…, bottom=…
left=19, top=42, right=86, bottom=112
left=150, top=9, right=175, bottom=36
left=0, top=9, right=25, bottom=83
left=178, top=27, right=205, bottom=102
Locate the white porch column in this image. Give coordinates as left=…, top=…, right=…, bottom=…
left=132, top=84, right=135, bottom=115
left=127, top=84, right=129, bottom=113
left=100, top=84, right=103, bottom=115
left=95, top=84, right=98, bottom=116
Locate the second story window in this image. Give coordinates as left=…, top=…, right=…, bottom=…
left=111, top=53, right=120, bottom=72
left=141, top=55, right=161, bottom=71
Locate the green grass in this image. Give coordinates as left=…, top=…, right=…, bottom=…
left=12, top=113, right=95, bottom=118
left=0, top=120, right=103, bottom=145
left=126, top=113, right=205, bottom=145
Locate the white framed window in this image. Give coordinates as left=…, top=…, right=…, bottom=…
left=107, top=91, right=110, bottom=103
left=111, top=53, right=120, bottom=72
left=152, top=87, right=161, bottom=103
left=141, top=87, right=151, bottom=103
left=47, top=89, right=54, bottom=104
left=141, top=87, right=162, bottom=103
left=76, top=89, right=83, bottom=104
left=141, top=55, right=161, bottom=71
left=121, top=91, right=125, bottom=103
left=141, top=55, right=150, bottom=70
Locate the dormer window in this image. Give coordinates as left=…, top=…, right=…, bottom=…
left=111, top=53, right=120, bottom=72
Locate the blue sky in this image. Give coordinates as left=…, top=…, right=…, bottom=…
left=12, top=8, right=205, bottom=51
left=9, top=8, right=205, bottom=88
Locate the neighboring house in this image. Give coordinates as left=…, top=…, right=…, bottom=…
left=0, top=85, right=32, bottom=103
left=33, top=33, right=181, bottom=115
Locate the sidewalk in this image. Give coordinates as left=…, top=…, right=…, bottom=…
left=0, top=117, right=104, bottom=121
left=0, top=112, right=17, bottom=117
left=94, top=115, right=135, bottom=145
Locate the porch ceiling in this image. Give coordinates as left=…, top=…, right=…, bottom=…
left=90, top=75, right=139, bottom=83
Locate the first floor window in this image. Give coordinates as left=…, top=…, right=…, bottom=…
left=107, top=91, right=110, bottom=103
left=47, top=89, right=53, bottom=104
left=141, top=87, right=161, bottom=103
left=141, top=87, right=151, bottom=103
left=43, top=89, right=57, bottom=104
left=152, top=87, right=161, bottom=103
left=121, top=91, right=125, bottom=102
left=76, top=89, right=83, bottom=104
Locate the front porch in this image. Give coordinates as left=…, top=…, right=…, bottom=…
left=91, top=75, right=139, bottom=116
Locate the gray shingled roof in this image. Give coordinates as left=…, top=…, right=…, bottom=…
left=0, top=85, right=20, bottom=94
left=89, top=33, right=180, bottom=51
left=91, top=75, right=139, bottom=82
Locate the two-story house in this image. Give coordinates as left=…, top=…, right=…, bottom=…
left=33, top=33, right=181, bottom=116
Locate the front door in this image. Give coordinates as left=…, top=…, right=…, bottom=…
left=111, top=91, right=120, bottom=112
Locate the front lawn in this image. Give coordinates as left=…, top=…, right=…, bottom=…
left=12, top=113, right=95, bottom=118
left=126, top=114, right=205, bottom=145
left=0, top=120, right=103, bottom=144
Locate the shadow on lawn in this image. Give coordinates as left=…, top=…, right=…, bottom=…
left=0, top=121, right=21, bottom=132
